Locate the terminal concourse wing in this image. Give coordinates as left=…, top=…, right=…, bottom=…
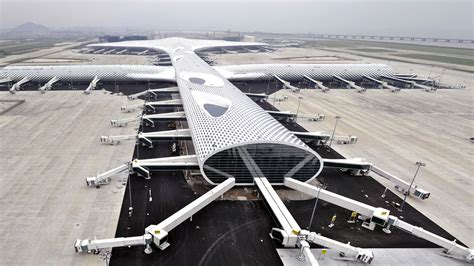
left=1, top=63, right=394, bottom=84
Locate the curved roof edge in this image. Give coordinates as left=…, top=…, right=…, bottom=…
left=87, top=37, right=268, bottom=54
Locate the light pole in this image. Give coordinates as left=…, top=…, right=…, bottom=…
left=328, top=116, right=341, bottom=149
left=398, top=161, right=426, bottom=212
left=266, top=74, right=271, bottom=96
left=307, top=186, right=321, bottom=229
left=273, top=79, right=278, bottom=106
left=295, top=96, right=303, bottom=123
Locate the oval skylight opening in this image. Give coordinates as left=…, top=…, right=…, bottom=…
left=180, top=72, right=225, bottom=87
left=189, top=77, right=206, bottom=85
left=191, top=91, right=231, bottom=118
left=203, top=104, right=229, bottom=117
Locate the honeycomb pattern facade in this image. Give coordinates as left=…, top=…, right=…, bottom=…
left=2, top=64, right=393, bottom=84
left=0, top=65, right=168, bottom=83
left=165, top=40, right=324, bottom=184
left=221, top=63, right=394, bottom=81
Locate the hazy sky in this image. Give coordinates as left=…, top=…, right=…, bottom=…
left=0, top=0, right=472, bottom=39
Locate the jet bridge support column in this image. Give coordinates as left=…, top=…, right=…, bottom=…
left=285, top=178, right=473, bottom=263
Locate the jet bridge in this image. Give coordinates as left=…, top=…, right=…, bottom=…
left=38, top=76, right=60, bottom=93
left=267, top=110, right=297, bottom=122
left=100, top=130, right=352, bottom=147
left=93, top=48, right=106, bottom=54
left=381, top=75, right=435, bottom=91
left=221, top=48, right=238, bottom=54
left=116, top=49, right=128, bottom=55
left=362, top=75, right=400, bottom=92
left=255, top=177, right=374, bottom=264
left=110, top=111, right=186, bottom=127
left=9, top=77, right=30, bottom=94
left=413, top=82, right=437, bottom=92
left=396, top=76, right=436, bottom=87
left=380, top=75, right=415, bottom=88
left=76, top=178, right=235, bottom=254
left=297, top=113, right=326, bottom=122
left=120, top=99, right=183, bottom=113
left=137, top=49, right=150, bottom=55
left=304, top=75, right=330, bottom=92
left=84, top=76, right=100, bottom=94
left=242, top=47, right=259, bottom=53
left=273, top=75, right=301, bottom=92
left=127, top=87, right=180, bottom=100
left=100, top=129, right=192, bottom=147
left=285, top=178, right=473, bottom=263
left=266, top=111, right=326, bottom=123
left=245, top=92, right=268, bottom=102
left=293, top=132, right=358, bottom=145
left=322, top=158, right=430, bottom=199
left=112, top=110, right=301, bottom=127
left=130, top=155, right=199, bottom=178
left=103, top=49, right=116, bottom=55
left=85, top=155, right=199, bottom=186
left=332, top=75, right=366, bottom=92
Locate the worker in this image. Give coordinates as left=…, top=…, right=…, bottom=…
left=328, top=214, right=337, bottom=228
left=347, top=211, right=357, bottom=224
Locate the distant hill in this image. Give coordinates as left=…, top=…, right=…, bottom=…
left=7, top=22, right=52, bottom=37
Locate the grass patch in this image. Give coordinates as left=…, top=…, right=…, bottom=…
left=350, top=48, right=395, bottom=53
left=306, top=39, right=474, bottom=57
left=393, top=53, right=474, bottom=66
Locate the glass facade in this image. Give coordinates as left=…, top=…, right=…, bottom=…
left=203, top=143, right=321, bottom=184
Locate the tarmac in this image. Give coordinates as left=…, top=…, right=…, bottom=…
left=217, top=45, right=474, bottom=248
left=271, top=84, right=473, bottom=249
left=0, top=41, right=471, bottom=265
left=0, top=41, right=88, bottom=67
left=0, top=91, right=136, bottom=265
left=109, top=87, right=460, bottom=265
left=278, top=248, right=469, bottom=265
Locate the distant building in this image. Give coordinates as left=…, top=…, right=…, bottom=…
left=99, top=35, right=148, bottom=43
left=123, top=35, right=149, bottom=41
left=243, top=36, right=256, bottom=42
left=222, top=36, right=241, bottom=42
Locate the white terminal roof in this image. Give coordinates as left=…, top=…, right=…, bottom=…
left=91, top=38, right=323, bottom=184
